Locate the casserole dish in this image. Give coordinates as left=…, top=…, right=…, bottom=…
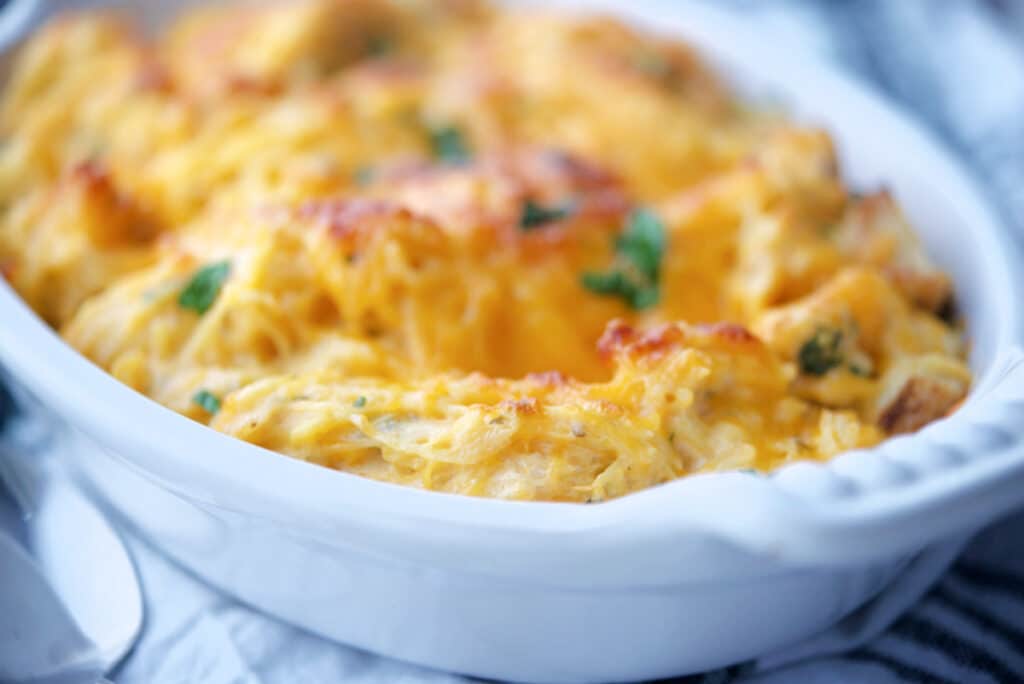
left=2, top=0, right=1024, bottom=681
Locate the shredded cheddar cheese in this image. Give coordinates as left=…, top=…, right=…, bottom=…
left=0, top=0, right=968, bottom=501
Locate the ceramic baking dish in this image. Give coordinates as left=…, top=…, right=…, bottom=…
left=1, top=0, right=1024, bottom=681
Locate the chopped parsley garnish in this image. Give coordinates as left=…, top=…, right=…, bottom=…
left=797, top=328, right=844, bottom=376
left=353, top=396, right=367, bottom=408
left=581, top=269, right=660, bottom=310
left=616, top=208, right=666, bottom=282
left=581, top=208, right=666, bottom=310
left=178, top=260, right=230, bottom=315
left=192, top=389, right=221, bottom=415
left=519, top=199, right=572, bottom=230
left=428, top=125, right=471, bottom=164
left=581, top=270, right=630, bottom=295
left=629, top=286, right=660, bottom=309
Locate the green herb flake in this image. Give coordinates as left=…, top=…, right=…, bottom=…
left=580, top=207, right=666, bottom=310
left=519, top=199, right=572, bottom=231
left=616, top=208, right=666, bottom=282
left=178, top=260, right=230, bottom=315
left=192, top=389, right=221, bottom=415
left=428, top=125, right=471, bottom=164
left=629, top=284, right=660, bottom=310
left=581, top=270, right=630, bottom=296
left=353, top=396, right=367, bottom=408
left=797, top=328, right=844, bottom=376
left=580, top=271, right=659, bottom=310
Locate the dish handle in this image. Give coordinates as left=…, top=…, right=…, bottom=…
left=749, top=346, right=1024, bottom=566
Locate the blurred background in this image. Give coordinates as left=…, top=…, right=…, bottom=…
left=696, top=0, right=1024, bottom=239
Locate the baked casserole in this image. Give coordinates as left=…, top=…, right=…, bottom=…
left=0, top=0, right=969, bottom=502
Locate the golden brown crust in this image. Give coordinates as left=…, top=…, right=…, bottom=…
left=525, top=370, right=571, bottom=387
left=597, top=320, right=764, bottom=363
left=878, top=375, right=965, bottom=434
left=66, top=161, right=160, bottom=245
left=295, top=197, right=424, bottom=240
left=363, top=147, right=630, bottom=252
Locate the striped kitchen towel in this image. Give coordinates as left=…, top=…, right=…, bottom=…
left=731, top=515, right=1024, bottom=683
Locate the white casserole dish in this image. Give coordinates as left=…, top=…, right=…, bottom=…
left=2, top=0, right=1024, bottom=681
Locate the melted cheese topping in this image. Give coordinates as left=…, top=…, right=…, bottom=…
left=0, top=1, right=969, bottom=501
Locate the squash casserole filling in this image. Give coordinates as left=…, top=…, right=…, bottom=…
left=0, top=0, right=968, bottom=501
